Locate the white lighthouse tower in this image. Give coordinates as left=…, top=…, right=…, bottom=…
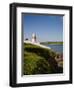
left=32, top=33, right=37, bottom=43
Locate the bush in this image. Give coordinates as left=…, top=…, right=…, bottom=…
left=23, top=52, right=54, bottom=75
left=23, top=43, right=63, bottom=75
left=24, top=43, right=56, bottom=59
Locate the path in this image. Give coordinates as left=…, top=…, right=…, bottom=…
left=24, top=41, right=51, bottom=49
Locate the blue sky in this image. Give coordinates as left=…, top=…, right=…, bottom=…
left=22, top=14, right=63, bottom=42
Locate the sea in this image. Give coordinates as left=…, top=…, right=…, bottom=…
left=44, top=44, right=63, bottom=54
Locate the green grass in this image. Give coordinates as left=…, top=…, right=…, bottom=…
left=23, top=52, right=52, bottom=74
left=24, top=43, right=56, bottom=58
left=23, top=43, right=63, bottom=75
left=40, top=41, right=63, bottom=45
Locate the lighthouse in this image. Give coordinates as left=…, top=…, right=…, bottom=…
left=32, top=33, right=37, bottom=43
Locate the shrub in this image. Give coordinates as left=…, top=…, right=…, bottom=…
left=23, top=43, right=63, bottom=75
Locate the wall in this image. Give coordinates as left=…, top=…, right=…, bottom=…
left=0, top=0, right=74, bottom=89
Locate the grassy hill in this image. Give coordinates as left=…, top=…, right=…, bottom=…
left=23, top=43, right=63, bottom=75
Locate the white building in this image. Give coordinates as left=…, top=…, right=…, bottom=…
left=32, top=33, right=37, bottom=43
left=31, top=33, right=40, bottom=44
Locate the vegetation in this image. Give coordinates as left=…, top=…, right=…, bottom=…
left=23, top=43, right=63, bottom=75
left=40, top=41, right=63, bottom=45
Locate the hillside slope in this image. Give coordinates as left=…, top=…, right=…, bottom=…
left=23, top=43, right=63, bottom=75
